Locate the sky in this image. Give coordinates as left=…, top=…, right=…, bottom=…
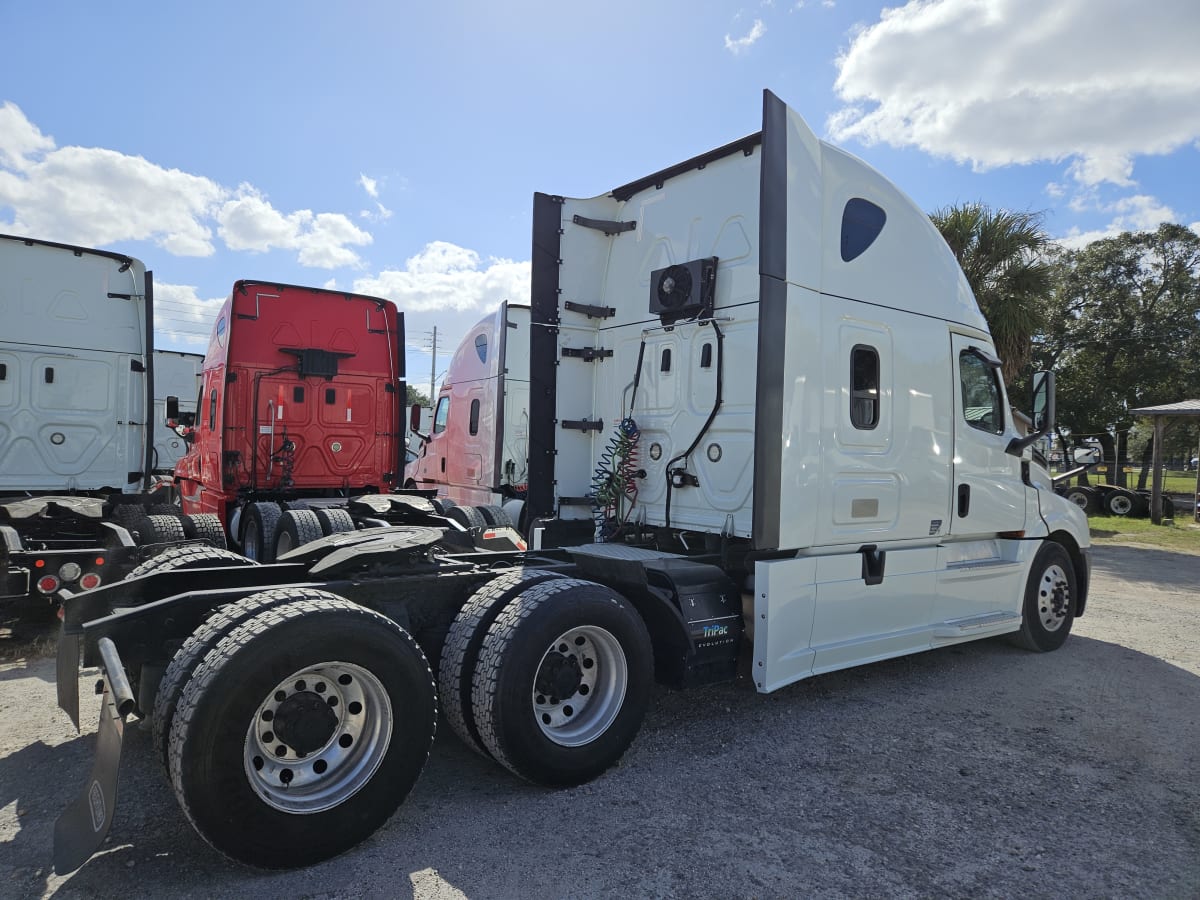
left=2, top=0, right=1199, bottom=396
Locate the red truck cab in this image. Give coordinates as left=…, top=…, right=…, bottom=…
left=174, top=281, right=404, bottom=552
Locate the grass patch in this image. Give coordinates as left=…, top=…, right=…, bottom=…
left=1088, top=513, right=1200, bottom=554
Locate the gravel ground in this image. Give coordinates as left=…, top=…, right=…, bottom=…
left=1, top=543, right=1197, bottom=899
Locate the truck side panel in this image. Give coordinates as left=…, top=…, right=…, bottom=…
left=0, top=238, right=147, bottom=493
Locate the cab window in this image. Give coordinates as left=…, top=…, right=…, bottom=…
left=959, top=350, right=1004, bottom=434
left=432, top=396, right=450, bottom=434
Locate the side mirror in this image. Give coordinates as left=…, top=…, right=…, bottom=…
left=178, top=411, right=196, bottom=427
left=1030, top=371, right=1055, bottom=434
left=1073, top=447, right=1100, bottom=465
left=1006, top=371, right=1055, bottom=456
left=410, top=403, right=422, bottom=433
left=166, top=395, right=180, bottom=421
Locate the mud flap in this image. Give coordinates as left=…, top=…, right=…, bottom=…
left=56, top=630, right=81, bottom=730
left=53, top=638, right=134, bottom=875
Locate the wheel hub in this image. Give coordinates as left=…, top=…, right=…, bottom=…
left=243, top=661, right=392, bottom=814
left=273, top=691, right=338, bottom=755
left=535, top=652, right=583, bottom=700
left=531, top=626, right=628, bottom=748
left=1039, top=564, right=1071, bottom=631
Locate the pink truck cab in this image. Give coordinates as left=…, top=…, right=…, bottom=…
left=405, top=302, right=529, bottom=526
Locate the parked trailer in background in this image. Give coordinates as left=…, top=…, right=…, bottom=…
left=0, top=235, right=220, bottom=613
left=405, top=301, right=530, bottom=528
left=53, top=91, right=1089, bottom=875
left=151, top=350, right=204, bottom=475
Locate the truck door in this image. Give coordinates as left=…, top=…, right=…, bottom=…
left=949, top=334, right=1026, bottom=536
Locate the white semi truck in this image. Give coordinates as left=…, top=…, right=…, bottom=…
left=52, top=91, right=1089, bottom=873
left=0, top=235, right=221, bottom=613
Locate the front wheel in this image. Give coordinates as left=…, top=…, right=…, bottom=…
left=470, top=578, right=652, bottom=786
left=167, top=593, right=436, bottom=868
left=1010, top=542, right=1077, bottom=652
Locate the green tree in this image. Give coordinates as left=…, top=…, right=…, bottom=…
left=1038, top=224, right=1200, bottom=483
left=406, top=384, right=431, bottom=407
left=930, top=203, right=1053, bottom=383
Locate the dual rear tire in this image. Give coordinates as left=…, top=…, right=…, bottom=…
left=162, top=590, right=436, bottom=868
left=442, top=574, right=653, bottom=786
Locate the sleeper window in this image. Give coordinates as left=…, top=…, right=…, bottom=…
left=959, top=350, right=1004, bottom=434
left=850, top=345, right=880, bottom=429
left=469, top=399, right=480, bottom=435
left=208, top=389, right=217, bottom=430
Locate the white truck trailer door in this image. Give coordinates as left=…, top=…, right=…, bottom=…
left=949, top=334, right=1026, bottom=536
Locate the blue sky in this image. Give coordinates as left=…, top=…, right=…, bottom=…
left=2, top=0, right=1198, bottom=394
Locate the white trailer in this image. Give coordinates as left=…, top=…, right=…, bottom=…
left=52, top=90, right=1089, bottom=873
left=0, top=235, right=219, bottom=611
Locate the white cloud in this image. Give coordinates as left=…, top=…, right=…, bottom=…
left=154, top=281, right=226, bottom=346
left=0, top=102, right=373, bottom=267
left=0, top=101, right=55, bottom=171
left=359, top=173, right=379, bottom=198
left=1056, top=194, right=1181, bottom=249
left=724, top=19, right=766, bottom=55
left=828, top=0, right=1200, bottom=186
left=352, top=241, right=530, bottom=316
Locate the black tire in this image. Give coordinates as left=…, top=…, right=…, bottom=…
left=1010, top=542, right=1077, bottom=652
left=1104, top=488, right=1141, bottom=517
left=242, top=502, right=282, bottom=563
left=314, top=507, right=356, bottom=536
left=274, top=509, right=324, bottom=557
left=126, top=544, right=257, bottom=580
left=1061, top=486, right=1098, bottom=515
left=152, top=588, right=319, bottom=773
left=431, top=497, right=457, bottom=516
left=135, top=513, right=187, bottom=546
left=470, top=578, right=652, bottom=786
left=477, top=505, right=514, bottom=528
left=150, top=503, right=182, bottom=517
left=183, top=513, right=228, bottom=549
left=111, top=504, right=146, bottom=528
left=439, top=568, right=567, bottom=757
left=167, top=594, right=437, bottom=868
left=445, top=504, right=486, bottom=530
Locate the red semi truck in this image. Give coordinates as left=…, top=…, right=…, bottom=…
left=171, top=280, right=411, bottom=560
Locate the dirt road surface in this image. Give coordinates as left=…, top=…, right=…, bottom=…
left=2, top=544, right=1197, bottom=898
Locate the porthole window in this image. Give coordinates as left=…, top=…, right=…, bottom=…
left=475, top=333, right=488, bottom=364
left=841, top=198, right=887, bottom=262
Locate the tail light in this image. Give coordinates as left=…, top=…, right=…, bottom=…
left=58, top=562, right=82, bottom=583
left=79, top=573, right=103, bottom=590
left=37, top=575, right=61, bottom=594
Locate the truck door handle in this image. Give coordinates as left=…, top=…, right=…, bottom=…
left=957, top=484, right=970, bottom=517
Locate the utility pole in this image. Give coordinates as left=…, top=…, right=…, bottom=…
left=426, top=326, right=437, bottom=404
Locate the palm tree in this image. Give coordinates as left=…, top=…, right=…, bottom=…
left=930, top=203, right=1053, bottom=384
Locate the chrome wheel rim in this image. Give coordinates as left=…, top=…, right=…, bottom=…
left=244, top=661, right=392, bottom=813
left=1038, top=564, right=1071, bottom=632
left=1110, top=494, right=1133, bottom=515
left=532, top=625, right=626, bottom=747
left=1066, top=491, right=1088, bottom=509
